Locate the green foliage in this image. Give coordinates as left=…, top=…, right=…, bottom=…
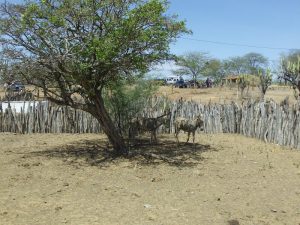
left=202, top=59, right=223, bottom=82
left=174, top=52, right=210, bottom=82
left=103, top=78, right=159, bottom=136
left=258, top=69, right=272, bottom=99
left=236, top=70, right=272, bottom=99
left=243, top=52, right=268, bottom=75
left=222, top=52, right=268, bottom=76
left=247, top=74, right=260, bottom=87
left=237, top=74, right=250, bottom=90
left=0, top=50, right=24, bottom=83
left=1, top=0, right=189, bottom=91
left=222, top=56, right=248, bottom=75
left=237, top=74, right=255, bottom=98
left=0, top=0, right=188, bottom=154
left=279, top=51, right=300, bottom=99
left=286, top=58, right=300, bottom=75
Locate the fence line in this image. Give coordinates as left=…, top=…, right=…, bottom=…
left=0, top=98, right=299, bottom=149
left=0, top=101, right=101, bottom=134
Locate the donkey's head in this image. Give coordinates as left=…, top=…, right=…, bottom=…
left=195, top=113, right=204, bottom=130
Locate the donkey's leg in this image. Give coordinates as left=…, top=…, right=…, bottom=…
left=186, top=132, right=190, bottom=144
left=192, top=131, right=195, bottom=145
left=175, top=129, right=180, bottom=144
left=153, top=130, right=157, bottom=144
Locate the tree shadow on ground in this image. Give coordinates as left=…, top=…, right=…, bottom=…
left=28, top=135, right=217, bottom=168
left=128, top=136, right=217, bottom=167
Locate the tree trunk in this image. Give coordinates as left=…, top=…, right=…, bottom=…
left=258, top=86, right=264, bottom=101
left=93, top=94, right=128, bottom=156
left=260, top=91, right=265, bottom=101
left=240, top=87, right=245, bottom=99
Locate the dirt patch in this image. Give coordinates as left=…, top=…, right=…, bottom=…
left=1, top=133, right=300, bottom=224
left=157, top=85, right=296, bottom=104
left=0, top=84, right=295, bottom=104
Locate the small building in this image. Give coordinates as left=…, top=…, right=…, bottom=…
left=222, top=75, right=239, bottom=84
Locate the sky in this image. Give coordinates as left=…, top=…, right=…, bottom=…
left=155, top=0, right=300, bottom=77
left=168, top=0, right=300, bottom=59
left=2, top=0, right=300, bottom=76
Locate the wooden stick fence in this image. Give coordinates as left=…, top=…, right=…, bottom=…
left=0, top=101, right=101, bottom=134
left=0, top=98, right=299, bottom=149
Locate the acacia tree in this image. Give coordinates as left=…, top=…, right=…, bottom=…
left=222, top=53, right=268, bottom=77
left=243, top=52, right=268, bottom=75
left=222, top=56, right=247, bottom=75
left=202, top=59, right=223, bottom=83
left=0, top=0, right=188, bottom=156
left=174, top=52, right=209, bottom=86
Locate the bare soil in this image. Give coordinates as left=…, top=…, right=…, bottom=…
left=0, top=84, right=296, bottom=104
left=1, top=133, right=300, bottom=225
left=157, top=85, right=296, bottom=104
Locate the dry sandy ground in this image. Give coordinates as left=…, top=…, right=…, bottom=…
left=1, top=133, right=300, bottom=225
left=158, top=85, right=295, bottom=104
left=0, top=84, right=296, bottom=104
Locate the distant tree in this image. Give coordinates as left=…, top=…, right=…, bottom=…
left=202, top=59, right=223, bottom=83
left=0, top=49, right=24, bottom=83
left=236, top=74, right=260, bottom=99
left=258, top=69, right=272, bottom=100
left=243, top=52, right=268, bottom=75
left=237, top=74, right=250, bottom=99
left=174, top=52, right=210, bottom=86
left=222, top=53, right=268, bottom=76
left=279, top=51, right=300, bottom=100
left=0, top=0, right=188, bottom=156
left=222, top=56, right=247, bottom=75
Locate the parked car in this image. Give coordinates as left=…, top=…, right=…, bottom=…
left=165, top=76, right=180, bottom=85
left=7, top=81, right=25, bottom=92
left=174, top=79, right=188, bottom=88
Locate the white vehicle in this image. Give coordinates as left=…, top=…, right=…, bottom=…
left=165, top=76, right=180, bottom=85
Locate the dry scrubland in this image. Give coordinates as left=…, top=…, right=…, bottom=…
left=1, top=133, right=300, bottom=225
left=1, top=85, right=300, bottom=224
left=157, top=85, right=296, bottom=104
left=0, top=84, right=296, bottom=104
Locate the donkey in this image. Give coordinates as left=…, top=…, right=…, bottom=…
left=129, top=110, right=171, bottom=144
left=174, top=114, right=204, bottom=145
